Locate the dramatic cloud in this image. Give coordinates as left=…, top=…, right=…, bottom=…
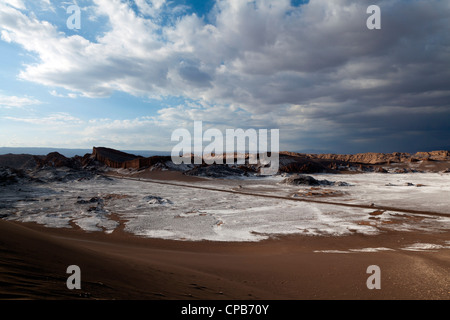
left=1, top=0, right=449, bottom=152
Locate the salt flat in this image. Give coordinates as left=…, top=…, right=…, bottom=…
left=1, top=172, right=449, bottom=244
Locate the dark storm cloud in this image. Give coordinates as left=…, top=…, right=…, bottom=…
left=178, top=65, right=213, bottom=87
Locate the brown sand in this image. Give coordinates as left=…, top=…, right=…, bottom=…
left=1, top=218, right=449, bottom=300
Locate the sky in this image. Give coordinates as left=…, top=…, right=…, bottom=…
left=0, top=0, right=449, bottom=154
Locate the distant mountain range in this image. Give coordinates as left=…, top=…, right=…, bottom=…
left=1, top=146, right=449, bottom=158
left=0, top=147, right=171, bottom=158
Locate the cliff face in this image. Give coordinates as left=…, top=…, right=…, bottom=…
left=92, top=147, right=171, bottom=169
left=305, top=151, right=450, bottom=165
left=413, top=150, right=449, bottom=160
left=1, top=147, right=448, bottom=175
left=92, top=147, right=139, bottom=169
left=91, top=147, right=450, bottom=173
left=308, top=152, right=411, bottom=165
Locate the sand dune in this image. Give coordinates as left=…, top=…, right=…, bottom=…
left=1, top=219, right=449, bottom=300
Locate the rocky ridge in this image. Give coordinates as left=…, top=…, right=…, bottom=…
left=0, top=147, right=449, bottom=185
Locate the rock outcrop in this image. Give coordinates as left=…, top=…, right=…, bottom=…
left=413, top=150, right=449, bottom=161
left=278, top=156, right=333, bottom=174
left=34, top=152, right=82, bottom=169
left=185, top=164, right=248, bottom=178
left=0, top=154, right=38, bottom=170
left=280, top=174, right=351, bottom=187
left=92, top=147, right=172, bottom=169
left=281, top=175, right=322, bottom=186
left=306, top=152, right=412, bottom=165
left=303, top=151, right=450, bottom=165
left=0, top=167, right=26, bottom=185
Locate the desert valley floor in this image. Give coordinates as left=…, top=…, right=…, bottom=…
left=1, top=168, right=449, bottom=299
